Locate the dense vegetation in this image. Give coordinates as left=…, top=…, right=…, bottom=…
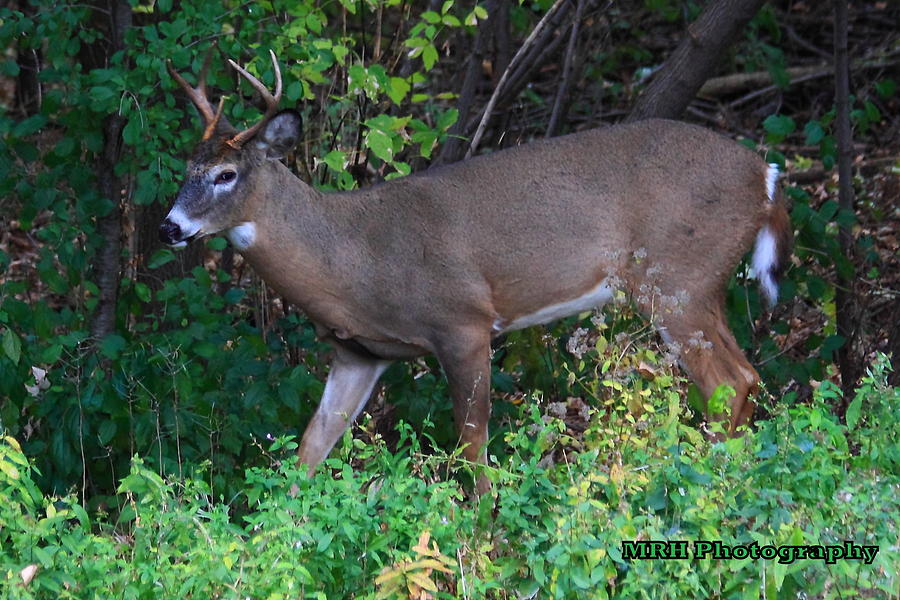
left=1, top=0, right=898, bottom=597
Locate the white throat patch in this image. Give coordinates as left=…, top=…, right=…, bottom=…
left=226, top=222, right=257, bottom=250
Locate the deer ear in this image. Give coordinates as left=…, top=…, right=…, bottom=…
left=256, top=109, right=302, bottom=160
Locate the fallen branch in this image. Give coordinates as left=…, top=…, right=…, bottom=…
left=699, top=65, right=824, bottom=97
left=698, top=54, right=900, bottom=100
left=787, top=157, right=897, bottom=185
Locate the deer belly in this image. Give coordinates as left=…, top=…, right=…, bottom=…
left=493, top=279, right=614, bottom=333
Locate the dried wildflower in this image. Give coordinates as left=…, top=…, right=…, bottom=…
left=567, top=327, right=590, bottom=359
left=688, top=330, right=713, bottom=350
left=548, top=401, right=568, bottom=419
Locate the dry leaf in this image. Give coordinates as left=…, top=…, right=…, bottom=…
left=20, top=564, right=38, bottom=586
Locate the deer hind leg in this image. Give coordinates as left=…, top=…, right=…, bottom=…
left=656, top=296, right=760, bottom=436
left=435, top=329, right=493, bottom=495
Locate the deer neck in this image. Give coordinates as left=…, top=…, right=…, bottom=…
left=232, top=163, right=357, bottom=322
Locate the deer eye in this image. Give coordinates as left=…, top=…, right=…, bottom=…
left=214, top=170, right=237, bottom=185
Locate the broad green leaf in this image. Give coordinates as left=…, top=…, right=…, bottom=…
left=207, top=237, right=227, bottom=251
left=98, top=421, right=117, bottom=445
left=845, top=396, right=862, bottom=430
left=365, top=129, right=394, bottom=162
left=422, top=45, right=438, bottom=70
left=804, top=121, right=825, bottom=145
left=12, top=114, right=47, bottom=138
left=763, top=114, right=795, bottom=142
left=147, top=249, right=175, bottom=269
left=436, top=108, right=458, bottom=130
left=134, top=282, right=151, bottom=303
left=100, top=334, right=126, bottom=359
left=387, top=77, right=410, bottom=105
left=2, top=328, right=21, bottom=365
left=323, top=150, right=347, bottom=172
left=122, top=117, right=142, bottom=146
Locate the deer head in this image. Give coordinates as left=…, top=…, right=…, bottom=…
left=159, top=50, right=300, bottom=248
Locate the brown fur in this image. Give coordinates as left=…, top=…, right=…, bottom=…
left=166, top=116, right=792, bottom=488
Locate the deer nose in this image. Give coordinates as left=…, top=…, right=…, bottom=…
left=159, top=219, right=182, bottom=245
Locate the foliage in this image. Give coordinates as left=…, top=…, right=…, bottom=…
left=2, top=355, right=897, bottom=599
left=0, top=1, right=898, bottom=596
left=0, top=0, right=468, bottom=499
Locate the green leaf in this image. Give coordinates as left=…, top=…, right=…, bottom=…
left=316, top=533, right=334, bottom=552
left=122, top=117, right=142, bottom=146
left=54, top=136, right=76, bottom=157
left=134, top=282, right=151, bottom=303
left=323, top=150, right=347, bottom=172
left=421, top=45, right=438, bottom=70
left=1, top=60, right=20, bottom=77
left=285, top=80, right=303, bottom=102
left=819, top=335, right=846, bottom=360
left=365, top=129, right=394, bottom=162
left=147, top=249, right=175, bottom=269
left=207, top=237, right=227, bottom=251
left=411, top=130, right=438, bottom=158
left=2, top=328, right=21, bottom=365
left=436, top=108, right=458, bottom=130
left=803, top=121, right=825, bottom=145
left=708, top=384, right=735, bottom=415
left=89, top=86, right=116, bottom=105
left=845, top=396, right=862, bottom=430
left=98, top=421, right=117, bottom=445
left=100, top=334, right=126, bottom=359
left=387, top=77, right=410, bottom=105
left=223, top=288, right=245, bottom=305
left=12, top=114, right=47, bottom=138
left=41, top=344, right=62, bottom=364
left=874, top=78, right=896, bottom=99
left=763, top=114, right=795, bottom=142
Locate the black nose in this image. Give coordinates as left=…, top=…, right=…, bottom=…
left=159, top=219, right=182, bottom=244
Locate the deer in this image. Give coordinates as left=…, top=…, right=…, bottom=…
left=160, top=51, right=792, bottom=493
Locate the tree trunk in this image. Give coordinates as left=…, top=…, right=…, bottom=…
left=434, top=0, right=500, bottom=166
left=89, top=0, right=132, bottom=344
left=627, top=0, right=768, bottom=122
left=13, top=1, right=41, bottom=118
left=134, top=201, right=204, bottom=288
left=832, top=0, right=859, bottom=399
left=91, top=115, right=126, bottom=342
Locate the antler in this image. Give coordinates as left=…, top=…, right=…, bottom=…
left=167, top=51, right=226, bottom=141
left=226, top=50, right=283, bottom=149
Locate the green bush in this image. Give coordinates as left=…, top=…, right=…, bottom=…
left=2, top=355, right=896, bottom=599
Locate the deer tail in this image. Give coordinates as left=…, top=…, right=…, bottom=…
left=752, top=163, right=793, bottom=307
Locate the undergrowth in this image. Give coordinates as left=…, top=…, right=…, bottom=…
left=1, top=355, right=897, bottom=599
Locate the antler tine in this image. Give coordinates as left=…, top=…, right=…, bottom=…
left=167, top=55, right=219, bottom=127
left=226, top=50, right=283, bottom=148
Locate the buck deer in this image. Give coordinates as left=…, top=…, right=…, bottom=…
left=161, top=51, right=792, bottom=492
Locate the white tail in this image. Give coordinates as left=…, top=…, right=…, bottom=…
left=161, top=53, right=792, bottom=492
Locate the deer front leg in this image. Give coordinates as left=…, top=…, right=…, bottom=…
left=435, top=330, right=493, bottom=495
left=296, top=350, right=391, bottom=475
